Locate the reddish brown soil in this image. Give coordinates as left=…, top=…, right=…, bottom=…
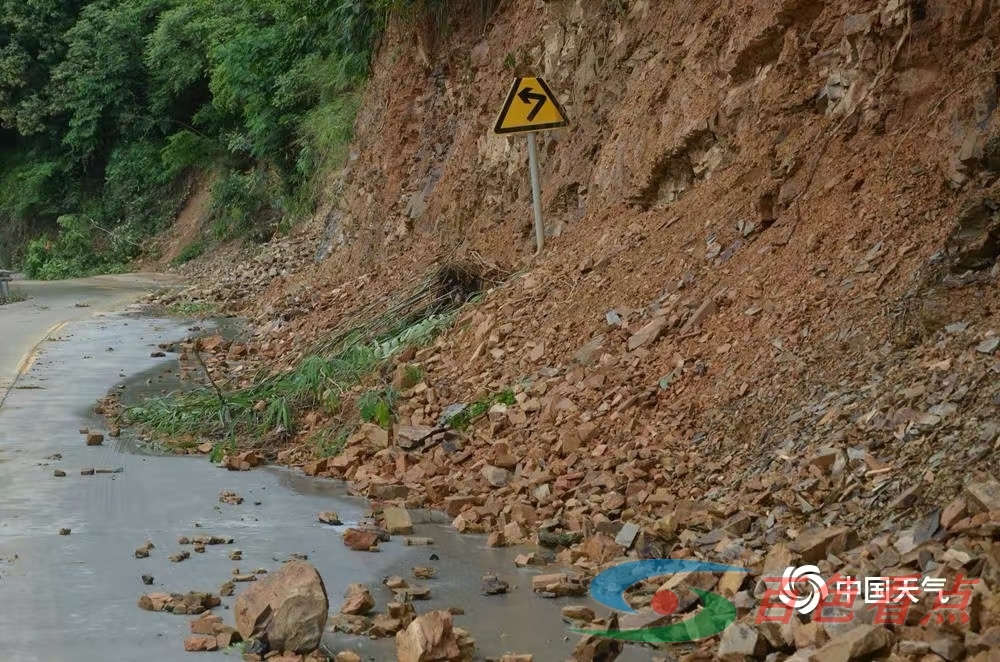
left=149, top=2, right=1000, bottom=658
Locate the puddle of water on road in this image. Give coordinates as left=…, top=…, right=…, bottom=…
left=2, top=310, right=656, bottom=662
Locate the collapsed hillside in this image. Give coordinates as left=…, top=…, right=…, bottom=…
left=147, top=1, right=1000, bottom=659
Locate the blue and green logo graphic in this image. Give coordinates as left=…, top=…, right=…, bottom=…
left=572, top=559, right=748, bottom=643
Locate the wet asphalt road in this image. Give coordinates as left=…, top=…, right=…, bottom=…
left=0, top=276, right=652, bottom=661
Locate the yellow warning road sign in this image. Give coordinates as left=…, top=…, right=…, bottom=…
left=494, top=77, right=569, bottom=135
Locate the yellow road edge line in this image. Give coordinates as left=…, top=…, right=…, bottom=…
left=15, top=321, right=68, bottom=377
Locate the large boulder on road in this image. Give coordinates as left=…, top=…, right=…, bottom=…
left=234, top=560, right=328, bottom=653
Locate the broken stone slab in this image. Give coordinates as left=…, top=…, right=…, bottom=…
left=808, top=624, right=891, bottom=661
left=965, top=479, right=1000, bottom=513
left=627, top=316, right=669, bottom=351
left=189, top=613, right=223, bottom=635
left=531, top=572, right=588, bottom=597
left=571, top=612, right=623, bottom=661
left=138, top=591, right=221, bottom=615
left=382, top=507, right=414, bottom=535
left=404, top=537, right=435, bottom=546
left=679, top=299, right=717, bottom=334
left=393, top=586, right=431, bottom=601
left=561, top=606, right=595, bottom=622
left=482, top=464, right=512, bottom=488
left=614, top=522, right=641, bottom=549
left=789, top=526, right=858, bottom=564
left=718, top=622, right=767, bottom=658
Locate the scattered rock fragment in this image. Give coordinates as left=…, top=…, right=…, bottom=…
left=53, top=469, right=66, bottom=477
left=531, top=573, right=587, bottom=597
left=318, top=511, right=342, bottom=525
left=85, top=432, right=104, bottom=446
left=219, top=490, right=243, bottom=505
left=789, top=526, right=858, bottom=564
left=135, top=540, right=155, bottom=558
left=340, top=583, right=375, bottom=616
left=59, top=527, right=71, bottom=536
left=514, top=553, right=548, bottom=568
left=382, top=506, right=414, bottom=535
left=138, top=591, right=220, bottom=615
left=808, top=624, right=891, bottom=661
left=571, top=613, right=623, bottom=662
left=183, top=634, right=218, bottom=652
left=170, top=550, right=191, bottom=563
left=223, top=451, right=262, bottom=471
left=343, top=528, right=379, bottom=551
left=234, top=560, right=328, bottom=654
left=404, top=537, right=435, bottom=546
left=412, top=566, right=436, bottom=579
left=718, top=622, right=767, bottom=658
left=189, top=613, right=223, bottom=635
left=81, top=468, right=95, bottom=476
left=481, top=573, right=509, bottom=596
left=395, top=610, right=474, bottom=662
left=141, top=574, right=154, bottom=585
left=561, top=606, right=595, bottom=622
left=965, top=478, right=1000, bottom=513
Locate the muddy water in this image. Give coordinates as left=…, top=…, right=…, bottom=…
left=0, top=308, right=652, bottom=661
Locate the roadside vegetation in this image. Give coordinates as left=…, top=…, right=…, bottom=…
left=125, top=263, right=497, bottom=460
left=0, top=287, right=26, bottom=305
left=0, top=0, right=453, bottom=277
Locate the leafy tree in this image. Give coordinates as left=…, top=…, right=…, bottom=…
left=1, top=0, right=413, bottom=275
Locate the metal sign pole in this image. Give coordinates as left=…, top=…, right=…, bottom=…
left=526, top=131, right=544, bottom=254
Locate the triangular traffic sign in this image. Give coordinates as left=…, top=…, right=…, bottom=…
left=494, top=77, right=569, bottom=134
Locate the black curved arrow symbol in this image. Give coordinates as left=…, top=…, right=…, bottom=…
left=518, top=87, right=547, bottom=121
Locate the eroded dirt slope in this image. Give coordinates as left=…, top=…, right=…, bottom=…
left=154, top=1, right=1000, bottom=659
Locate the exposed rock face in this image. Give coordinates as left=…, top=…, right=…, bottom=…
left=234, top=560, right=328, bottom=653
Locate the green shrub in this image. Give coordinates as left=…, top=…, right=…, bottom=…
left=172, top=241, right=205, bottom=265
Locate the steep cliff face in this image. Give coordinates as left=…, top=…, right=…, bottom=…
left=333, top=1, right=997, bottom=271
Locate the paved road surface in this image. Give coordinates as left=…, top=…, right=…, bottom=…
left=0, top=275, right=645, bottom=661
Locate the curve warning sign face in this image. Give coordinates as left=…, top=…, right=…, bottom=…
left=493, top=76, right=570, bottom=135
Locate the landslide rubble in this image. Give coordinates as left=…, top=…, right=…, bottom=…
left=137, top=1, right=1000, bottom=659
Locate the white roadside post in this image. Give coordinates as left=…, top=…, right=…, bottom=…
left=493, top=76, right=570, bottom=255
left=526, top=131, right=545, bottom=253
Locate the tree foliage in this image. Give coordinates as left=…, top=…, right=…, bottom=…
left=0, top=0, right=395, bottom=276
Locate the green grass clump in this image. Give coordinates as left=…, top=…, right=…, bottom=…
left=167, top=300, right=217, bottom=316
left=172, top=241, right=205, bottom=265
left=444, top=388, right=515, bottom=431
